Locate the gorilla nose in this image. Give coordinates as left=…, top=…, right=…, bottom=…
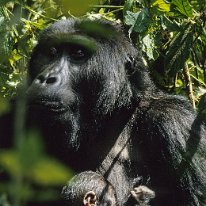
left=35, top=75, right=59, bottom=85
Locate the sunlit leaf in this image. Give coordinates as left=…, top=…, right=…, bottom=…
left=151, top=0, right=171, bottom=12
left=172, top=0, right=193, bottom=17
left=124, top=11, right=137, bottom=27
left=142, top=34, right=158, bottom=60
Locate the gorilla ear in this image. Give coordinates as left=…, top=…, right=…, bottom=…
left=83, top=191, right=97, bottom=206
left=125, top=56, right=136, bottom=76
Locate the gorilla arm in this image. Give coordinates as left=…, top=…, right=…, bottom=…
left=139, top=95, right=206, bottom=205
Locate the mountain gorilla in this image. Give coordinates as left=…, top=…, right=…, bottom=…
left=1, top=18, right=206, bottom=205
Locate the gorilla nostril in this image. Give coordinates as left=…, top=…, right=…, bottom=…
left=36, top=75, right=45, bottom=84
left=46, top=77, right=57, bottom=84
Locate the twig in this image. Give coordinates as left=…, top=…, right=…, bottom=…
left=183, top=63, right=196, bottom=109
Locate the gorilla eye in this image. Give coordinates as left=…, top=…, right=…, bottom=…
left=69, top=45, right=90, bottom=63
left=72, top=49, right=85, bottom=58
left=49, top=47, right=58, bottom=58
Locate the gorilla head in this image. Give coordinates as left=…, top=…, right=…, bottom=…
left=27, top=19, right=153, bottom=152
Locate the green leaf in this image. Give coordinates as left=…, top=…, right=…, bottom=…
left=30, top=158, right=74, bottom=186
left=151, top=0, right=171, bottom=12
left=165, top=25, right=193, bottom=75
left=125, top=9, right=150, bottom=34
left=133, top=9, right=150, bottom=33
left=172, top=0, right=193, bottom=17
left=0, top=132, right=73, bottom=186
left=161, top=15, right=181, bottom=31
left=142, top=34, right=158, bottom=60
left=124, top=11, right=137, bottom=26
left=0, top=150, right=21, bottom=177
left=123, top=0, right=135, bottom=15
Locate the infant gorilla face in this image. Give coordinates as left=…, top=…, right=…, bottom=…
left=61, top=171, right=117, bottom=206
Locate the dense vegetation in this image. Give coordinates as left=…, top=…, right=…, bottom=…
left=0, top=0, right=205, bottom=205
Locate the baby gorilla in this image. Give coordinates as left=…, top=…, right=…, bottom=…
left=62, top=171, right=117, bottom=206
left=61, top=171, right=155, bottom=206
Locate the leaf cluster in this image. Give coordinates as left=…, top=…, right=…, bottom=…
left=121, top=0, right=206, bottom=108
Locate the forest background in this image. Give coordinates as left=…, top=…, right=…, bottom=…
left=0, top=0, right=206, bottom=206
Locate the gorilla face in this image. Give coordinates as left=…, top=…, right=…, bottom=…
left=27, top=19, right=143, bottom=150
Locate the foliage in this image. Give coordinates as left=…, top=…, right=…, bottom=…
left=0, top=0, right=206, bottom=205
left=122, top=0, right=206, bottom=107
left=0, top=133, right=74, bottom=205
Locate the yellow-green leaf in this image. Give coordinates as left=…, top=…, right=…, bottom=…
left=152, top=0, right=171, bottom=12
left=0, top=150, right=21, bottom=177
left=30, top=158, right=74, bottom=186
left=56, top=0, right=99, bottom=16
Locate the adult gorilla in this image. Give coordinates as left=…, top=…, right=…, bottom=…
left=1, top=18, right=206, bottom=205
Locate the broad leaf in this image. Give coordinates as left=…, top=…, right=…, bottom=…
left=125, top=9, right=150, bottom=34
left=172, top=0, right=193, bottom=17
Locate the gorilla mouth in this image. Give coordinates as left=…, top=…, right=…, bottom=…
left=29, top=99, right=69, bottom=113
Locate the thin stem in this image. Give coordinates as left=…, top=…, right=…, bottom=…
left=183, top=64, right=196, bottom=109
